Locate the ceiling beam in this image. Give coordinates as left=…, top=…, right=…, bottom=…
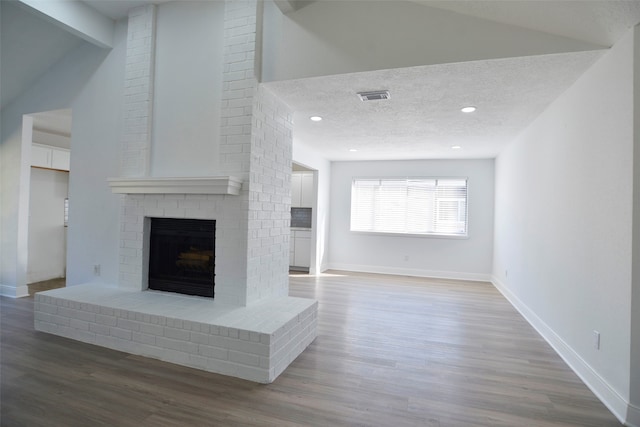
left=17, top=0, right=114, bottom=48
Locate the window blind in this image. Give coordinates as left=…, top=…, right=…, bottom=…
left=350, top=178, right=468, bottom=236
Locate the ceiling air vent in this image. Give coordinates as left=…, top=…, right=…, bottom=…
left=357, top=90, right=390, bottom=101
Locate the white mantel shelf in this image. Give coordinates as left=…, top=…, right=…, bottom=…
left=108, top=176, right=243, bottom=195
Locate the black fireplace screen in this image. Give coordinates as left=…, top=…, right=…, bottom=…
left=148, top=218, right=215, bottom=298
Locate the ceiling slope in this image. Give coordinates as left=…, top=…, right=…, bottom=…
left=263, top=0, right=605, bottom=83
left=0, top=1, right=83, bottom=109
left=415, top=0, right=640, bottom=47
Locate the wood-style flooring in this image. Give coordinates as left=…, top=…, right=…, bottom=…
left=1, top=272, right=622, bottom=426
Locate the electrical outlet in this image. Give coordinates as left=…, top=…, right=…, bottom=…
left=404, top=255, right=409, bottom=261
left=593, top=330, right=600, bottom=350
left=93, top=264, right=101, bottom=276
left=505, top=269, right=508, bottom=278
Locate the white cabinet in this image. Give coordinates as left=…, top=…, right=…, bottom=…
left=290, top=229, right=311, bottom=268
left=31, top=143, right=70, bottom=171
left=300, top=173, right=314, bottom=207
left=290, top=171, right=313, bottom=269
left=291, top=173, right=302, bottom=208
left=291, top=172, right=313, bottom=207
left=294, top=232, right=311, bottom=267
left=51, top=148, right=70, bottom=170
left=31, top=144, right=51, bottom=169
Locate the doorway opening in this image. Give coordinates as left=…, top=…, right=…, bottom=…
left=26, top=109, right=72, bottom=295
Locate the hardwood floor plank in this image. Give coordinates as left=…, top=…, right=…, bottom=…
left=1, top=271, right=622, bottom=426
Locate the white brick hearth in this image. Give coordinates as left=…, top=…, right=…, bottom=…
left=35, top=286, right=317, bottom=383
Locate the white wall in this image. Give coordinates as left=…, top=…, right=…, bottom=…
left=151, top=1, right=224, bottom=177
left=292, top=141, right=331, bottom=273
left=0, top=40, right=109, bottom=296
left=261, top=0, right=601, bottom=82
left=492, top=28, right=635, bottom=422
left=631, top=25, right=640, bottom=427
left=66, top=20, right=128, bottom=286
left=27, top=168, right=68, bottom=283
left=329, top=159, right=494, bottom=280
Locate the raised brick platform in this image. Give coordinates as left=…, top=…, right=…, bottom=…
left=34, top=285, right=317, bottom=383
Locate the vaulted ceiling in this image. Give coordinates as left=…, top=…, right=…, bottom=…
left=264, top=0, right=640, bottom=160
left=3, top=0, right=640, bottom=160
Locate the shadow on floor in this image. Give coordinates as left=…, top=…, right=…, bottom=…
left=28, top=278, right=65, bottom=296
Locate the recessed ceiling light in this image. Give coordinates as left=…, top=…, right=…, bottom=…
left=310, top=116, right=322, bottom=122
left=451, top=145, right=462, bottom=150
left=349, top=148, right=358, bottom=152
left=461, top=106, right=476, bottom=113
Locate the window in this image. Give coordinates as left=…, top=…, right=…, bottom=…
left=350, top=177, right=468, bottom=236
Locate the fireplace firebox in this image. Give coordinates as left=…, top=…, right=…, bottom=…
left=148, top=218, right=215, bottom=298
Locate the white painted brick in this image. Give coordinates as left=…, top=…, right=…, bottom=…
left=133, top=331, right=156, bottom=346
left=97, top=335, right=136, bottom=354
left=157, top=336, right=198, bottom=354
left=69, top=318, right=90, bottom=331
left=198, top=344, right=229, bottom=360
left=136, top=343, right=162, bottom=358
left=164, top=327, right=190, bottom=341
left=89, top=322, right=111, bottom=336
left=34, top=311, right=53, bottom=323
left=117, top=317, right=141, bottom=331
left=229, top=350, right=260, bottom=367
left=224, top=16, right=249, bottom=29
left=64, top=327, right=96, bottom=344
left=110, top=327, right=133, bottom=341
left=50, top=314, right=71, bottom=326
left=165, top=317, right=183, bottom=329
left=190, top=332, right=210, bottom=345
left=140, top=322, right=163, bottom=336
left=38, top=303, right=58, bottom=315
left=35, top=321, right=58, bottom=334
left=188, top=354, right=209, bottom=370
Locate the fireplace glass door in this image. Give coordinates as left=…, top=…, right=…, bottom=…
left=148, top=218, right=215, bottom=298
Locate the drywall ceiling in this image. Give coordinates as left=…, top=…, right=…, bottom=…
left=0, top=1, right=83, bottom=109
left=31, top=109, right=72, bottom=137
left=82, top=0, right=172, bottom=19
left=265, top=50, right=604, bottom=161
left=418, top=0, right=640, bottom=47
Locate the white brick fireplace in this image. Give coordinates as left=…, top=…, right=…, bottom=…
left=33, top=0, right=318, bottom=383
left=35, top=173, right=318, bottom=383
left=108, top=177, right=248, bottom=305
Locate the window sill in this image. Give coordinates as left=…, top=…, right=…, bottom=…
left=350, top=231, right=469, bottom=240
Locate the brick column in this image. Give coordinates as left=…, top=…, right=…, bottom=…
left=220, top=0, right=258, bottom=179
left=246, top=87, right=293, bottom=304
left=121, top=5, right=156, bottom=177
left=219, top=0, right=293, bottom=306
left=217, top=0, right=258, bottom=305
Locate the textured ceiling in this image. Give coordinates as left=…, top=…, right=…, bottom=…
left=265, top=51, right=604, bottom=161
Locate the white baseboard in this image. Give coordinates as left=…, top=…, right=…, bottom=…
left=0, top=284, right=29, bottom=298
left=626, top=403, right=640, bottom=427
left=491, top=275, right=633, bottom=426
left=326, top=263, right=491, bottom=282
